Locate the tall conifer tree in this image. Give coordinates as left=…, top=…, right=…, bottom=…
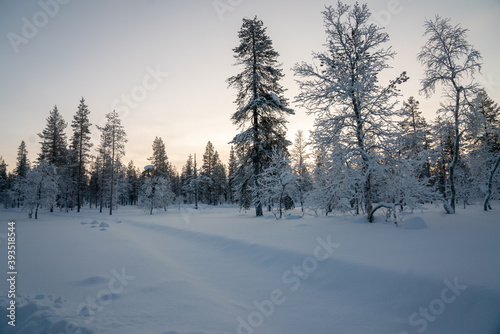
left=228, top=16, right=294, bottom=216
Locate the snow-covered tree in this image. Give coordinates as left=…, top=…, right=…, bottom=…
left=467, top=92, right=500, bottom=210
left=290, top=130, right=312, bottom=211
left=96, top=110, right=127, bottom=215
left=418, top=16, right=482, bottom=214
left=258, top=147, right=296, bottom=219
left=11, top=141, right=30, bottom=208
left=139, top=137, right=175, bottom=214
left=228, top=16, right=294, bottom=216
left=227, top=146, right=238, bottom=204
left=294, top=2, right=408, bottom=221
left=0, top=157, right=8, bottom=206
left=182, top=154, right=204, bottom=209
left=70, top=97, right=93, bottom=212
left=139, top=166, right=174, bottom=214
left=22, top=161, right=58, bottom=219
left=125, top=160, right=140, bottom=206
left=149, top=137, right=171, bottom=177
left=199, top=142, right=227, bottom=205
left=181, top=154, right=195, bottom=204
left=37, top=105, right=70, bottom=211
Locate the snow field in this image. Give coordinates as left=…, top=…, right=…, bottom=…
left=0, top=205, right=499, bottom=333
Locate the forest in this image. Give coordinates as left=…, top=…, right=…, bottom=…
left=1, top=2, right=499, bottom=222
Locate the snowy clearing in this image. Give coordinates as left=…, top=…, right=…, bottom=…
left=1, top=205, right=499, bottom=334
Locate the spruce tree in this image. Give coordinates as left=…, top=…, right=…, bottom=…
left=228, top=16, right=294, bottom=216
left=181, top=154, right=194, bottom=203
left=15, top=141, right=30, bottom=178
left=0, top=157, right=7, bottom=206
left=149, top=137, right=170, bottom=177
left=201, top=141, right=217, bottom=204
left=70, top=98, right=93, bottom=212
left=227, top=146, right=238, bottom=204
left=38, top=105, right=68, bottom=167
left=125, top=161, right=140, bottom=206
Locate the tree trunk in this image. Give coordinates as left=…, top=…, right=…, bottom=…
left=110, top=128, right=115, bottom=216
left=484, top=153, right=500, bottom=211
left=366, top=173, right=374, bottom=222
left=251, top=24, right=263, bottom=217
left=447, top=87, right=461, bottom=214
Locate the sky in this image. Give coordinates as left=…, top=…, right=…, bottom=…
left=1, top=0, right=499, bottom=174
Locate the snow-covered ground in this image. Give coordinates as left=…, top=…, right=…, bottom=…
left=1, top=204, right=499, bottom=334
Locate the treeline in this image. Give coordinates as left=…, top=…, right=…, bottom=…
left=0, top=99, right=239, bottom=217
left=1, top=2, right=500, bottom=221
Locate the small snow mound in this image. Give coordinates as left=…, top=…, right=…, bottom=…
left=402, top=217, right=428, bottom=230
left=90, top=220, right=99, bottom=225
left=80, top=221, right=88, bottom=225
left=78, top=276, right=108, bottom=286
left=100, top=228, right=107, bottom=231
left=99, top=222, right=110, bottom=228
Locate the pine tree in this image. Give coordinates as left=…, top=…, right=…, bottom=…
left=125, top=161, right=140, bottom=206
left=11, top=141, right=30, bottom=208
left=294, top=2, right=407, bottom=221
left=227, top=146, right=238, bottom=204
left=194, top=154, right=199, bottom=209
left=212, top=151, right=227, bottom=205
left=38, top=105, right=68, bottom=167
left=418, top=16, right=482, bottom=214
left=181, top=154, right=194, bottom=204
left=15, top=141, right=30, bottom=178
left=0, top=157, right=7, bottom=206
left=475, top=92, right=500, bottom=153
left=140, top=137, right=175, bottom=214
left=228, top=16, right=294, bottom=217
left=97, top=110, right=127, bottom=215
left=399, top=97, right=432, bottom=178
left=70, top=98, right=93, bottom=212
left=149, top=137, right=170, bottom=177
left=201, top=141, right=216, bottom=204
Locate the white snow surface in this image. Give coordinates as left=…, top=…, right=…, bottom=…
left=1, top=205, right=499, bottom=334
